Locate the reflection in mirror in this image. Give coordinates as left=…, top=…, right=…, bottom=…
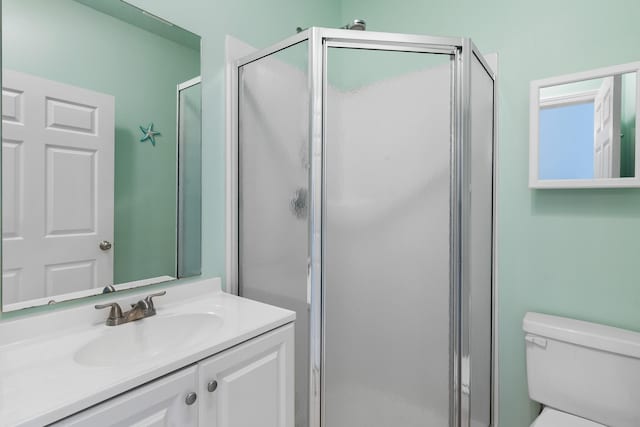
left=177, top=78, right=202, bottom=278
left=2, top=0, right=202, bottom=311
left=530, top=62, right=640, bottom=188
left=538, top=73, right=636, bottom=180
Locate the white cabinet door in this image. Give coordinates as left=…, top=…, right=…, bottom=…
left=198, top=324, right=294, bottom=427
left=54, top=366, right=198, bottom=427
left=2, top=69, right=115, bottom=305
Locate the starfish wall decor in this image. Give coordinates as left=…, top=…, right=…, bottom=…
left=139, top=123, right=161, bottom=146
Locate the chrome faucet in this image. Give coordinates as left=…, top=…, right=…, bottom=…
left=95, top=291, right=166, bottom=326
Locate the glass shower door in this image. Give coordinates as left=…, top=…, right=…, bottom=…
left=237, top=41, right=310, bottom=427
left=323, top=48, right=454, bottom=427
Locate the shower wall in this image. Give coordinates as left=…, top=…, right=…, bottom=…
left=324, top=54, right=453, bottom=426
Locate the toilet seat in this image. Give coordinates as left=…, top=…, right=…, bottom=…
left=531, top=408, right=606, bottom=427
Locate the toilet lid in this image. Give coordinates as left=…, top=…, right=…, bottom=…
left=531, top=408, right=606, bottom=427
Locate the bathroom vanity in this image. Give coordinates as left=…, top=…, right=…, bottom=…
left=0, top=279, right=295, bottom=427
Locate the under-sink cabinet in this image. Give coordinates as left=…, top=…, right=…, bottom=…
left=55, top=324, right=294, bottom=427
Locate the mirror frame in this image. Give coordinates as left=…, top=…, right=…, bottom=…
left=529, top=61, right=640, bottom=188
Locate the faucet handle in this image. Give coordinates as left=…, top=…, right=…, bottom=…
left=95, top=302, right=124, bottom=324
left=144, top=291, right=166, bottom=311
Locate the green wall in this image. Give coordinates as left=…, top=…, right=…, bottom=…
left=2, top=0, right=200, bottom=285
left=337, top=0, right=640, bottom=425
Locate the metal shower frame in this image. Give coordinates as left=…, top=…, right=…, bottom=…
left=227, top=27, right=497, bottom=427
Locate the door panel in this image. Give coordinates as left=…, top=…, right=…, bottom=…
left=324, top=48, right=453, bottom=427
left=2, top=69, right=114, bottom=305
left=2, top=139, right=22, bottom=238
left=45, top=146, right=97, bottom=235
left=2, top=87, right=23, bottom=123
left=198, top=324, right=294, bottom=427
left=45, top=97, right=97, bottom=134
left=218, top=353, right=279, bottom=425
left=44, top=260, right=95, bottom=296
left=1, top=269, right=21, bottom=303
left=55, top=366, right=198, bottom=427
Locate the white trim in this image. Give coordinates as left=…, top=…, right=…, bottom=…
left=530, top=177, right=640, bottom=189
left=539, top=90, right=597, bottom=108
left=529, top=61, right=640, bottom=189
left=533, top=61, right=640, bottom=88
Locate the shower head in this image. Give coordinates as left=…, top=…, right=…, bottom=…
left=342, top=19, right=366, bottom=31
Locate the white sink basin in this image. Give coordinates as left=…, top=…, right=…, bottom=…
left=75, top=313, right=223, bottom=367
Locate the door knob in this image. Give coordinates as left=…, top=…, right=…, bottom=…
left=99, top=240, right=112, bottom=251
left=207, top=380, right=218, bottom=392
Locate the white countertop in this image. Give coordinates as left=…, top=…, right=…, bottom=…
left=0, top=278, right=295, bottom=427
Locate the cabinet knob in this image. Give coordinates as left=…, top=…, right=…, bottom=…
left=207, top=380, right=218, bottom=392
left=185, top=392, right=197, bottom=405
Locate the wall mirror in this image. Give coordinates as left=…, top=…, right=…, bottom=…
left=530, top=62, right=640, bottom=188
left=1, top=0, right=202, bottom=311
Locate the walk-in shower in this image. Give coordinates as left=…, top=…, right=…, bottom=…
left=229, top=27, right=496, bottom=427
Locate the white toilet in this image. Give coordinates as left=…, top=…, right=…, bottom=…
left=523, top=312, right=640, bottom=427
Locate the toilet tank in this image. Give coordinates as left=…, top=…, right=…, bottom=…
left=524, top=312, right=640, bottom=427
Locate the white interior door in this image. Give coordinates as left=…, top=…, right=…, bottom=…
left=593, top=75, right=622, bottom=178
left=2, top=69, right=114, bottom=305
